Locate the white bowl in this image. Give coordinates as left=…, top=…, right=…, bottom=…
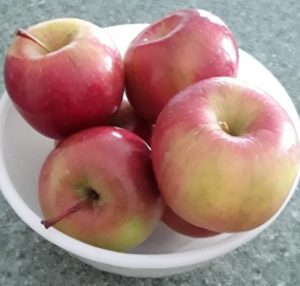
left=0, top=24, right=300, bottom=278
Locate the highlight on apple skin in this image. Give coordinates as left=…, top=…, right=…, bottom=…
left=152, top=77, right=300, bottom=233
left=124, top=8, right=239, bottom=123
left=162, top=207, right=219, bottom=238
left=4, top=18, right=124, bottom=139
left=39, top=126, right=164, bottom=252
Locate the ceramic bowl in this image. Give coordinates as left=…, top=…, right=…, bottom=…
left=0, top=24, right=299, bottom=278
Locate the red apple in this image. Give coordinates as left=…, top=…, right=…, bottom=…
left=162, top=207, right=219, bottom=238
left=39, top=126, right=164, bottom=252
left=152, top=77, right=300, bottom=233
left=124, top=8, right=239, bottom=123
left=4, top=18, right=124, bottom=139
left=110, top=96, right=153, bottom=145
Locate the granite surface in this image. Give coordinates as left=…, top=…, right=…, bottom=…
left=0, top=0, right=300, bottom=285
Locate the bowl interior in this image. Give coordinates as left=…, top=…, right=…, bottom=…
left=0, top=24, right=299, bottom=268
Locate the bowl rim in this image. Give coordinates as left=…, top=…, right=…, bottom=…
left=1, top=23, right=300, bottom=271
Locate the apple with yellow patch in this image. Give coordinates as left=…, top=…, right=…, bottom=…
left=39, top=126, right=164, bottom=252
left=152, top=77, right=300, bottom=233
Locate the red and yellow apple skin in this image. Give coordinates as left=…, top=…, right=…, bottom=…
left=162, top=207, right=219, bottom=238
left=110, top=96, right=153, bottom=145
left=152, top=77, right=300, bottom=233
left=4, top=18, right=124, bottom=139
left=124, top=9, right=239, bottom=123
left=39, top=127, right=164, bottom=252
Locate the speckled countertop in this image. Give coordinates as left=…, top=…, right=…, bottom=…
left=0, top=0, right=300, bottom=285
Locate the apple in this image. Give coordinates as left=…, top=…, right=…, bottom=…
left=124, top=8, right=239, bottom=123
left=4, top=18, right=124, bottom=139
left=110, top=96, right=153, bottom=145
left=162, top=207, right=219, bottom=238
left=39, top=126, right=164, bottom=252
left=152, top=77, right=300, bottom=233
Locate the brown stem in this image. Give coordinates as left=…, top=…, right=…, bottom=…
left=16, top=28, right=50, bottom=53
left=218, top=121, right=230, bottom=133
left=41, top=201, right=88, bottom=229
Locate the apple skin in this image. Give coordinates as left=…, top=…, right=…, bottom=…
left=39, top=126, right=164, bottom=252
left=110, top=96, right=153, bottom=145
left=54, top=97, right=154, bottom=146
left=124, top=8, right=239, bottom=123
left=4, top=18, right=124, bottom=139
left=162, top=207, right=219, bottom=238
left=152, top=77, right=300, bottom=233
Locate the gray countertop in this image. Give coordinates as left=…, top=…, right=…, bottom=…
left=0, top=0, right=300, bottom=285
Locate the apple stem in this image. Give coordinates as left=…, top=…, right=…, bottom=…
left=218, top=121, right=230, bottom=133
left=16, top=28, right=51, bottom=53
left=41, top=200, right=88, bottom=229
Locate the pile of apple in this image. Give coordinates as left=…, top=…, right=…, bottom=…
left=4, top=9, right=300, bottom=252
